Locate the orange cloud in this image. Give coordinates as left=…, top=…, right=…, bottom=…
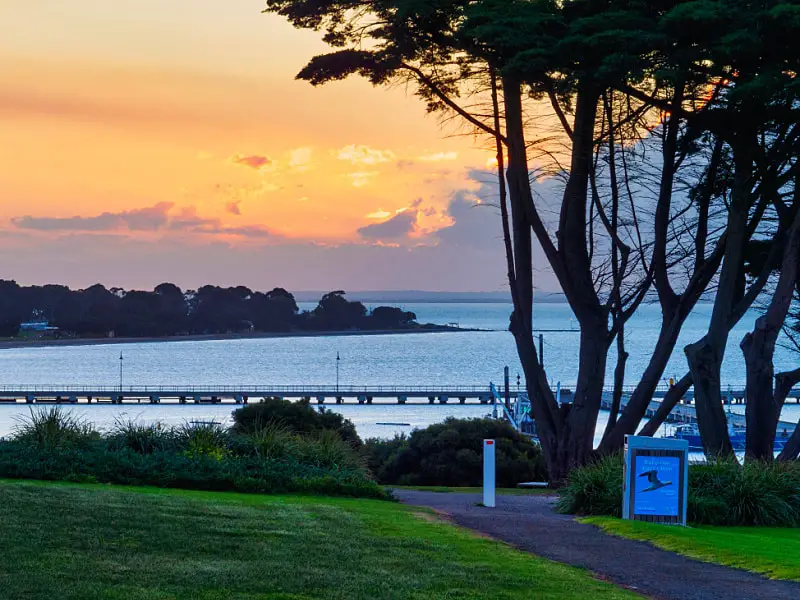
left=336, top=144, right=396, bottom=166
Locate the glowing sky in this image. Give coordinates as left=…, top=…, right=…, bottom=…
left=0, top=0, right=541, bottom=292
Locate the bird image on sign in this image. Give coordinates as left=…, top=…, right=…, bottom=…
left=638, top=469, right=672, bottom=492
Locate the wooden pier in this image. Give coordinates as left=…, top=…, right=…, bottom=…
left=0, top=385, right=506, bottom=406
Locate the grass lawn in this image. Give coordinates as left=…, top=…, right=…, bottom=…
left=584, top=517, right=800, bottom=581
left=0, top=480, right=635, bottom=600
left=388, top=485, right=554, bottom=496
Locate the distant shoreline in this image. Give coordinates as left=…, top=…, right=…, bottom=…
left=0, top=326, right=487, bottom=350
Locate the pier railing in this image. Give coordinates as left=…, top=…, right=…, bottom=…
left=0, top=384, right=496, bottom=394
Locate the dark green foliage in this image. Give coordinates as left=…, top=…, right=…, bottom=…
left=557, top=456, right=800, bottom=526
left=688, top=460, right=800, bottom=526
left=2, top=408, right=382, bottom=499
left=0, top=443, right=384, bottom=498
left=231, top=397, right=361, bottom=446
left=107, top=418, right=175, bottom=454
left=555, top=454, right=624, bottom=518
left=365, top=418, right=547, bottom=487
left=365, top=433, right=408, bottom=476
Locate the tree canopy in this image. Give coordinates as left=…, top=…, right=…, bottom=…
left=265, top=0, right=800, bottom=476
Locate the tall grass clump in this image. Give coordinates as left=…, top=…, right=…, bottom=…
left=12, top=407, right=99, bottom=450
left=689, top=459, right=800, bottom=526
left=246, top=421, right=297, bottom=460
left=555, top=454, right=623, bottom=517
left=176, top=421, right=229, bottom=460
left=108, top=418, right=175, bottom=454
left=296, top=430, right=366, bottom=471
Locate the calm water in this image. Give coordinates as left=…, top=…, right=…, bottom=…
left=0, top=302, right=796, bottom=440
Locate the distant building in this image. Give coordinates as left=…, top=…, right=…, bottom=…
left=18, top=321, right=60, bottom=339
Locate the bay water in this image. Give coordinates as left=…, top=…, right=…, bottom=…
left=0, top=302, right=796, bottom=442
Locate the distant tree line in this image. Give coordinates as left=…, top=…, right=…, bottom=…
left=0, top=281, right=421, bottom=338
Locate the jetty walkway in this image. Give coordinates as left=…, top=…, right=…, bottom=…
left=0, top=384, right=507, bottom=405
left=0, top=383, right=796, bottom=431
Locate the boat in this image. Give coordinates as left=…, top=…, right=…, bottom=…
left=667, top=422, right=793, bottom=452
left=375, top=422, right=411, bottom=426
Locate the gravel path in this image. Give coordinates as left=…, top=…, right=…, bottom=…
left=393, top=490, right=800, bottom=600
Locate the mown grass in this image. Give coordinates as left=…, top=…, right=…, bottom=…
left=0, top=480, right=636, bottom=600
left=583, top=517, right=800, bottom=581
left=389, top=485, right=554, bottom=496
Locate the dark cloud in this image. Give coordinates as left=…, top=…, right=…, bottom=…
left=12, top=203, right=273, bottom=239
left=357, top=210, right=417, bottom=240
left=12, top=202, right=174, bottom=232
left=230, top=154, right=271, bottom=169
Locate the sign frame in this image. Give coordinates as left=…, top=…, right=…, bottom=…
left=623, top=435, right=689, bottom=525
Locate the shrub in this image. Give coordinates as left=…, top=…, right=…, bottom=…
left=176, top=421, right=229, bottom=460
left=12, top=407, right=100, bottom=450
left=0, top=442, right=386, bottom=499
left=555, top=454, right=623, bottom=517
left=689, top=459, right=800, bottom=526
left=231, top=398, right=361, bottom=446
left=558, top=456, right=800, bottom=526
left=107, top=418, right=175, bottom=454
left=366, top=418, right=547, bottom=487
left=364, top=434, right=407, bottom=476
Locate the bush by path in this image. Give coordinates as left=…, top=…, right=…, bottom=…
left=557, top=454, right=800, bottom=526
left=365, top=418, right=547, bottom=487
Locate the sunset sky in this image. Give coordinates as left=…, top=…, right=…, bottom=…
left=0, top=0, right=554, bottom=293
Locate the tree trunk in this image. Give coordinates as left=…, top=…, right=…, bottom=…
left=685, top=133, right=756, bottom=458
left=567, top=320, right=609, bottom=466
left=602, top=327, right=627, bottom=440
left=685, top=338, right=733, bottom=456
left=742, top=196, right=800, bottom=460
left=501, top=78, right=564, bottom=482
left=776, top=368, right=800, bottom=461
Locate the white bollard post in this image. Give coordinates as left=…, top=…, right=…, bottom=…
left=483, top=439, right=496, bottom=508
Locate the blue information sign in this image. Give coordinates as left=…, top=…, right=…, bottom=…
left=633, top=455, right=680, bottom=517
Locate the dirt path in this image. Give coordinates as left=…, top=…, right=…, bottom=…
left=393, top=490, right=800, bottom=600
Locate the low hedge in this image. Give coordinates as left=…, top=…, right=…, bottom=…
left=0, top=442, right=385, bottom=498
left=557, top=454, right=800, bottom=526
left=3, top=407, right=383, bottom=499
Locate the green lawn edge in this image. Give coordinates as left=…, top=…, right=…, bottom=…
left=0, top=479, right=634, bottom=599
left=582, top=516, right=800, bottom=582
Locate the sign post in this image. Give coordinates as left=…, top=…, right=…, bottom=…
left=483, top=439, right=496, bottom=508
left=623, top=435, right=689, bottom=525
